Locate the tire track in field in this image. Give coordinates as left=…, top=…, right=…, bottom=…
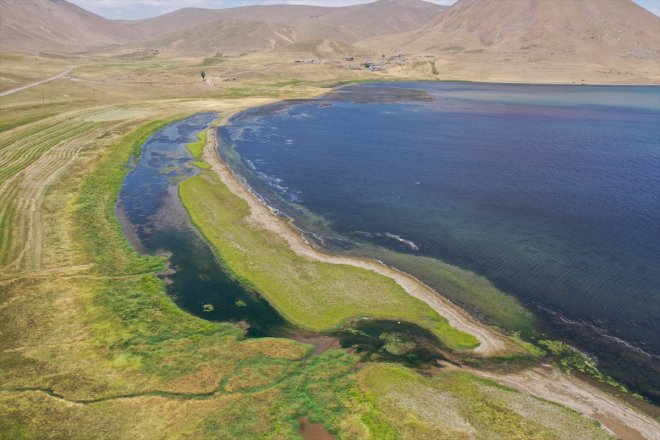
left=0, top=120, right=111, bottom=274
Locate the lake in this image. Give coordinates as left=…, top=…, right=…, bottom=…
left=217, top=82, right=660, bottom=400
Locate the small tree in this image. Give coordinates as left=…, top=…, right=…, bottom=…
left=201, top=71, right=206, bottom=81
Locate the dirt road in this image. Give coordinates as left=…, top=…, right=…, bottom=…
left=0, top=66, right=74, bottom=97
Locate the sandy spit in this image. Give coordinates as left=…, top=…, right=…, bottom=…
left=466, top=363, right=660, bottom=440
left=202, top=125, right=518, bottom=356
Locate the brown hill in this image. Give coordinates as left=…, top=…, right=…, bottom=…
left=120, top=5, right=330, bottom=40
left=281, top=38, right=357, bottom=59
left=308, top=0, right=446, bottom=42
left=360, top=0, right=660, bottom=82
left=0, top=0, right=140, bottom=50
left=0, top=0, right=444, bottom=55
left=364, top=0, right=660, bottom=62
left=144, top=18, right=299, bottom=54
left=127, top=0, right=445, bottom=54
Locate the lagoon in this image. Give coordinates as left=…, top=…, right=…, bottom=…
left=117, top=113, right=285, bottom=336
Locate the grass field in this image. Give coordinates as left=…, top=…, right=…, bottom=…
left=0, top=114, right=366, bottom=438
left=358, top=363, right=613, bottom=439
left=0, top=53, right=70, bottom=92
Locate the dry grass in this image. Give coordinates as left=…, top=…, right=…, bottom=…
left=358, top=363, right=614, bottom=440
left=0, top=53, right=70, bottom=92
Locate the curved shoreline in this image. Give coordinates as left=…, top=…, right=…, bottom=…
left=204, top=122, right=517, bottom=356
left=202, top=105, right=660, bottom=440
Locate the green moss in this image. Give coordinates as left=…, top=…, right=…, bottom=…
left=539, top=340, right=631, bottom=394
left=186, top=129, right=207, bottom=159
left=380, top=332, right=416, bottom=356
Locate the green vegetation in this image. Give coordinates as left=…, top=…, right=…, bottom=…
left=75, top=118, right=173, bottom=275
left=539, top=340, right=633, bottom=395
left=0, top=51, right=627, bottom=440
left=0, top=110, right=58, bottom=132
left=186, top=129, right=207, bottom=159
left=380, top=332, right=416, bottom=356
left=179, top=171, right=479, bottom=350
left=0, top=113, right=110, bottom=269
left=359, top=363, right=613, bottom=439
left=201, top=53, right=224, bottom=67
left=353, top=247, right=536, bottom=335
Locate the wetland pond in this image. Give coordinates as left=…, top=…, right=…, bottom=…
left=117, top=113, right=284, bottom=337
left=116, top=112, right=445, bottom=365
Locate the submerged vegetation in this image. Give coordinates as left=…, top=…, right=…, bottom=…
left=354, top=247, right=537, bottom=336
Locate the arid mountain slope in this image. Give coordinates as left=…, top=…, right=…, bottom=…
left=120, top=5, right=330, bottom=40
left=145, top=18, right=300, bottom=54
left=0, top=0, right=139, bottom=50
left=128, top=0, right=445, bottom=53
left=0, top=0, right=444, bottom=55
left=360, top=0, right=660, bottom=82
left=309, top=0, right=446, bottom=41
left=364, top=0, right=660, bottom=62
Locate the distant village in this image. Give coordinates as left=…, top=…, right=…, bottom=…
left=294, top=52, right=409, bottom=72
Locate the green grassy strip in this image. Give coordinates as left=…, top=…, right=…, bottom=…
left=75, top=118, right=175, bottom=276
left=179, top=171, right=480, bottom=350
left=0, top=111, right=58, bottom=134
left=186, top=129, right=207, bottom=159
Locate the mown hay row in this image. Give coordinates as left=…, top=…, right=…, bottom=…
left=0, top=122, right=111, bottom=273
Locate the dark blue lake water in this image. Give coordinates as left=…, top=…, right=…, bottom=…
left=218, top=82, right=660, bottom=399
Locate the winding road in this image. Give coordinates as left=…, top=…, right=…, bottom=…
left=0, top=66, right=74, bottom=97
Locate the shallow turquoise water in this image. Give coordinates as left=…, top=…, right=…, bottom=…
left=218, top=82, right=660, bottom=399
